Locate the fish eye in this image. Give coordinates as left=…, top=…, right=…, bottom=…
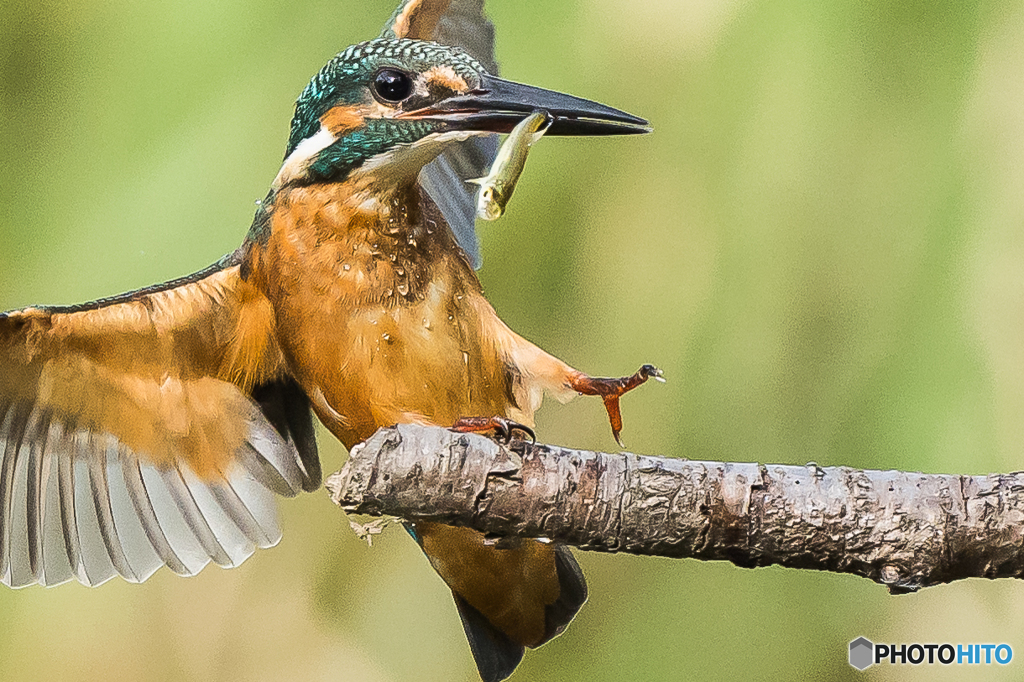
left=373, top=69, right=413, bottom=103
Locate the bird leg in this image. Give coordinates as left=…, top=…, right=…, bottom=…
left=451, top=416, right=536, bottom=444
left=568, top=364, right=664, bottom=445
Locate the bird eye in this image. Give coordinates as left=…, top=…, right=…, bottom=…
left=373, top=69, right=413, bottom=103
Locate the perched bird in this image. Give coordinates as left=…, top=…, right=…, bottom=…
left=0, top=1, right=658, bottom=679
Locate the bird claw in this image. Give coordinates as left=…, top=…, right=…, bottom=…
left=451, top=416, right=536, bottom=444
left=568, top=364, right=665, bottom=445
left=646, top=365, right=667, bottom=383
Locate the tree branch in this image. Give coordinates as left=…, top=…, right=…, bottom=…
left=326, top=424, right=1024, bottom=593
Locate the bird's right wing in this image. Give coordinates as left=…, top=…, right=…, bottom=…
left=382, top=0, right=500, bottom=269
left=0, top=253, right=319, bottom=588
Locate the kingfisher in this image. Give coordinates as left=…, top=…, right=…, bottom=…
left=0, top=1, right=657, bottom=679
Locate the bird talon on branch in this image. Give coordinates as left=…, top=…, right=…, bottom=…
left=451, top=416, right=536, bottom=444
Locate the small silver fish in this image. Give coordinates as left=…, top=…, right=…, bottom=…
left=469, top=110, right=553, bottom=221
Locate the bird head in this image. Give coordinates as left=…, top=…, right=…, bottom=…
left=274, top=38, right=649, bottom=188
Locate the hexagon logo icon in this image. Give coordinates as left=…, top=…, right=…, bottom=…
left=849, top=637, right=874, bottom=670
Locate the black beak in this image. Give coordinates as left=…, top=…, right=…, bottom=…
left=402, top=73, right=650, bottom=136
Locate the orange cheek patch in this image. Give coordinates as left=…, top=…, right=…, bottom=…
left=423, top=65, right=468, bottom=93
left=320, top=106, right=365, bottom=136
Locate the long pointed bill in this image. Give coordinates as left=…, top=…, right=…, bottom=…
left=401, top=73, right=651, bottom=136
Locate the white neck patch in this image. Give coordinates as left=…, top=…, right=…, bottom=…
left=273, top=126, right=338, bottom=188
left=273, top=126, right=486, bottom=196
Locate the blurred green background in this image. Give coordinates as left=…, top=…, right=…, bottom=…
left=2, top=0, right=1024, bottom=679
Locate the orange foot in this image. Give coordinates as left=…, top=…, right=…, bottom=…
left=451, top=416, right=536, bottom=444
left=568, top=364, right=665, bottom=446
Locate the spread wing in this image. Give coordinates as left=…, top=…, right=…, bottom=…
left=382, top=0, right=500, bottom=269
left=0, top=252, right=319, bottom=588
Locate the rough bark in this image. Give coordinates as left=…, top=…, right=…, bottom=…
left=326, top=424, right=1024, bottom=593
